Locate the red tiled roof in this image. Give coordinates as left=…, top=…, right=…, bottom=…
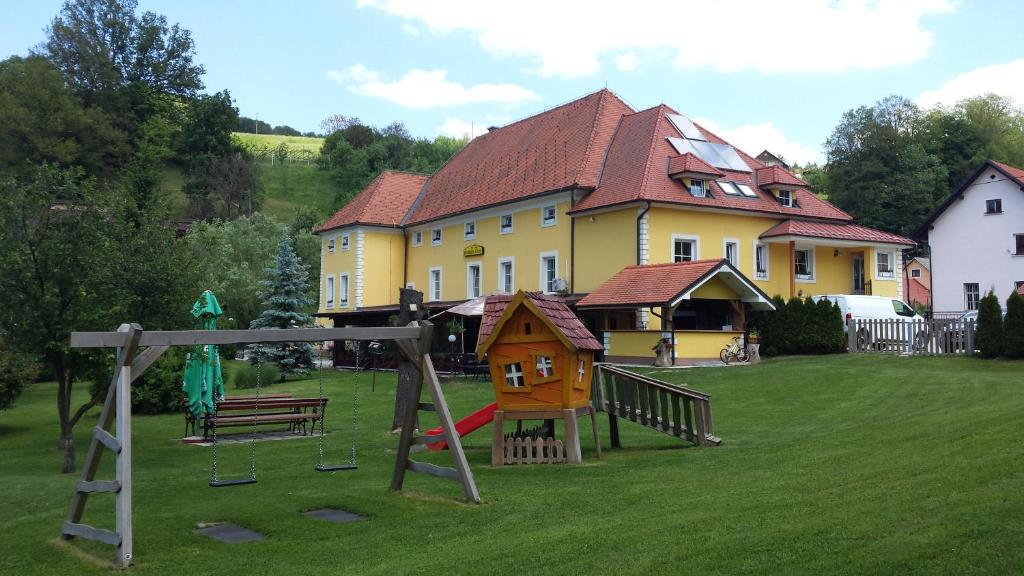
left=576, top=260, right=722, bottom=308
left=404, top=89, right=633, bottom=225
left=315, top=171, right=427, bottom=233
left=1017, top=284, right=1024, bottom=297
left=668, top=153, right=724, bottom=178
left=569, top=105, right=852, bottom=221
left=477, top=292, right=602, bottom=352
left=756, top=165, right=807, bottom=188
left=760, top=220, right=915, bottom=246
left=992, top=160, right=1024, bottom=186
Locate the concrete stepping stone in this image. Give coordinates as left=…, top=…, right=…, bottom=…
left=303, top=508, right=366, bottom=524
left=196, top=522, right=265, bottom=543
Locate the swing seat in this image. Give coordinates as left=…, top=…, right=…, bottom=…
left=315, top=464, right=357, bottom=472
left=209, top=478, right=257, bottom=488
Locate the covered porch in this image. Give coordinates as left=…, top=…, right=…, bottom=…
left=576, top=259, right=776, bottom=365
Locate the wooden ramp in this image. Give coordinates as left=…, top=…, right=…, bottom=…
left=592, top=364, right=721, bottom=447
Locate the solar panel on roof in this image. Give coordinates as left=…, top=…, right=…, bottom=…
left=666, top=114, right=706, bottom=141
left=709, top=143, right=751, bottom=172
left=736, top=183, right=757, bottom=197
left=690, top=140, right=729, bottom=167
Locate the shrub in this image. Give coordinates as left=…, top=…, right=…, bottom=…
left=233, top=361, right=280, bottom=389
left=975, top=291, right=1003, bottom=358
left=1003, top=292, right=1024, bottom=359
left=750, top=295, right=845, bottom=356
left=132, top=348, right=187, bottom=415
left=0, top=340, right=39, bottom=411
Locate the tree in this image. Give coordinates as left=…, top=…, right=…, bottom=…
left=975, top=291, right=1004, bottom=359
left=825, top=95, right=948, bottom=236
left=180, top=90, right=238, bottom=159
left=41, top=0, right=204, bottom=102
left=0, top=55, right=130, bottom=178
left=184, top=152, right=261, bottom=219
left=320, top=113, right=361, bottom=135
left=1003, top=292, right=1024, bottom=359
left=248, top=230, right=317, bottom=378
left=0, top=338, right=39, bottom=412
left=0, top=166, right=195, bottom=472
left=392, top=288, right=424, bottom=432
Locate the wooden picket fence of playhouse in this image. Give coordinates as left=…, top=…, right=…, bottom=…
left=846, top=318, right=976, bottom=355
left=503, top=436, right=566, bottom=465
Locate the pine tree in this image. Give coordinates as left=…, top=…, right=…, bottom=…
left=1003, top=292, right=1024, bottom=359
left=975, top=290, right=1004, bottom=359
left=249, top=230, right=317, bottom=378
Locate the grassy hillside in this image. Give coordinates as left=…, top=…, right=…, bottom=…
left=258, top=162, right=338, bottom=222
left=232, top=132, right=324, bottom=154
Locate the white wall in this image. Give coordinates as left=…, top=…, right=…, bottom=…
left=928, top=166, right=1024, bottom=311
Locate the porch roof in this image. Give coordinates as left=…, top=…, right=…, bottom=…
left=577, top=259, right=776, bottom=311
left=760, top=219, right=914, bottom=247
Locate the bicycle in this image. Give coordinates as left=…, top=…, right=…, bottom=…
left=719, top=336, right=749, bottom=365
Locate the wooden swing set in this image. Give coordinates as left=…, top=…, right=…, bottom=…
left=60, top=321, right=479, bottom=569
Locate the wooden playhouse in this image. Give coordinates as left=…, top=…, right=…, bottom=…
left=476, top=291, right=603, bottom=464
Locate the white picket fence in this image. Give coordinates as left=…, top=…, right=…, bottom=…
left=847, top=318, right=976, bottom=355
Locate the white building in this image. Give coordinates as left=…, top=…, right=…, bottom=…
left=917, top=160, right=1024, bottom=313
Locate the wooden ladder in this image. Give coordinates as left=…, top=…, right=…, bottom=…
left=391, top=322, right=481, bottom=503
left=592, top=364, right=721, bottom=448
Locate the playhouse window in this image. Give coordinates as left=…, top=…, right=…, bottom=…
left=535, top=356, right=553, bottom=378
left=503, top=362, right=525, bottom=388
left=577, top=359, right=585, bottom=382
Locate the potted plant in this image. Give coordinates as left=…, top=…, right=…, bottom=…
left=747, top=330, right=760, bottom=344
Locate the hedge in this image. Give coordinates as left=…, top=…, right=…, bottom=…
left=975, top=291, right=1004, bottom=359
left=751, top=296, right=845, bottom=356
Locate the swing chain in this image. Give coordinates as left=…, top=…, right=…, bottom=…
left=208, top=345, right=219, bottom=484
left=249, top=356, right=260, bottom=481
left=316, top=341, right=326, bottom=467
left=350, top=352, right=359, bottom=466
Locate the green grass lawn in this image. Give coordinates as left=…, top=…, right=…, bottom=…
left=1, top=355, right=1021, bottom=575
left=257, top=162, right=338, bottom=223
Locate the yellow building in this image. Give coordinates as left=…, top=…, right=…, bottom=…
left=315, top=90, right=914, bottom=363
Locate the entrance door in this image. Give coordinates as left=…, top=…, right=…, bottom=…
left=852, top=254, right=865, bottom=294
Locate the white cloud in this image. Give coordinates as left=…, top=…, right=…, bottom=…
left=357, top=0, right=955, bottom=78
left=917, top=59, right=1024, bottom=108
left=325, top=65, right=540, bottom=109
left=400, top=22, right=420, bottom=36
left=438, top=114, right=512, bottom=139
left=614, top=52, right=639, bottom=72
left=694, top=117, right=821, bottom=165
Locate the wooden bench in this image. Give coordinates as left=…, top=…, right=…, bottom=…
left=202, top=397, right=328, bottom=439
left=183, top=393, right=293, bottom=437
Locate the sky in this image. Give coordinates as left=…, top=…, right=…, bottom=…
left=3, top=0, right=1024, bottom=164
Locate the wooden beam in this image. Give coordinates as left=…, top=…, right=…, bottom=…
left=129, top=345, right=169, bottom=382
left=76, top=480, right=120, bottom=493
left=93, top=426, right=121, bottom=454
left=71, top=326, right=423, bottom=349
left=407, top=460, right=459, bottom=480
left=420, top=354, right=481, bottom=503
left=62, top=522, right=121, bottom=547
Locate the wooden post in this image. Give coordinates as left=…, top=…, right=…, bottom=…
left=847, top=318, right=856, bottom=352
left=392, top=288, right=424, bottom=431
left=491, top=410, right=506, bottom=466
left=563, top=409, right=581, bottom=464
left=115, top=329, right=135, bottom=568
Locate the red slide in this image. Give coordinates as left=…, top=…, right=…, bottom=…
left=424, top=402, right=498, bottom=451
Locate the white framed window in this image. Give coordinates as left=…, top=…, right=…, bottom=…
left=671, top=234, right=699, bottom=263
left=911, top=268, right=921, bottom=278
left=689, top=179, right=706, bottom=197
left=431, top=228, right=442, bottom=246
left=541, top=205, right=557, bottom=227
left=539, top=251, right=558, bottom=293
left=964, top=283, right=980, bottom=311
left=795, top=248, right=815, bottom=281
left=778, top=189, right=794, bottom=207
left=986, top=199, right=1002, bottom=214
left=339, top=273, right=349, bottom=308
left=429, top=267, right=442, bottom=302
left=753, top=241, right=769, bottom=280
left=325, top=274, right=335, bottom=308
left=466, top=262, right=482, bottom=298
left=723, top=239, right=739, bottom=267
left=876, top=250, right=895, bottom=279
left=464, top=221, right=476, bottom=240
left=534, top=355, right=554, bottom=378
left=341, top=233, right=350, bottom=251
left=499, top=213, right=514, bottom=234
left=503, top=362, right=525, bottom=388
left=327, top=238, right=336, bottom=253
left=412, top=231, right=423, bottom=246
left=498, top=257, right=514, bottom=293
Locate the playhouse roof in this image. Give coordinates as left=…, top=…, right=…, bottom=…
left=477, top=292, right=602, bottom=357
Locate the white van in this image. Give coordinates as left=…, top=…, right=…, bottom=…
left=813, top=294, right=925, bottom=349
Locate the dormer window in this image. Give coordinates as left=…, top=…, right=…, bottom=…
left=689, top=179, right=706, bottom=197
left=778, top=189, right=794, bottom=207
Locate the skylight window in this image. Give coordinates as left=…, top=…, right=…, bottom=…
left=736, top=183, right=757, bottom=197
left=718, top=181, right=741, bottom=196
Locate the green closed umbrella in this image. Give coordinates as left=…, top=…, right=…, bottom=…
left=182, top=290, right=225, bottom=417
